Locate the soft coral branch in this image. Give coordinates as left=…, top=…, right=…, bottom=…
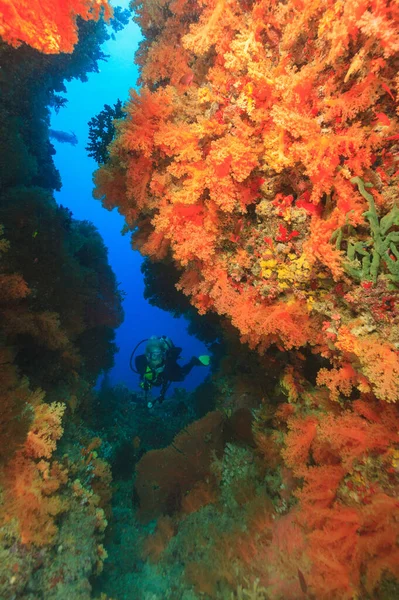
left=0, top=0, right=112, bottom=54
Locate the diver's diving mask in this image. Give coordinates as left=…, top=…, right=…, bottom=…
left=146, top=349, right=165, bottom=368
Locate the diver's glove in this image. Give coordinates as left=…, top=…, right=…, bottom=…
left=147, top=395, right=165, bottom=409
left=192, top=355, right=211, bottom=366
left=198, top=355, right=210, bottom=366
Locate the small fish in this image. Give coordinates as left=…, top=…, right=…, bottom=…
left=49, top=129, right=78, bottom=146
left=380, top=81, right=395, bottom=100
left=179, top=71, right=194, bottom=86
left=375, top=112, right=390, bottom=127
left=298, top=569, right=308, bottom=595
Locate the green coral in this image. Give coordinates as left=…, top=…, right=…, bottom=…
left=332, top=177, right=399, bottom=286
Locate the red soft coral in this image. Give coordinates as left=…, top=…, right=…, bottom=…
left=0, top=0, right=111, bottom=53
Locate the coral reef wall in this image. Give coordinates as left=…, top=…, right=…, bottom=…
left=0, top=0, right=123, bottom=395
left=0, top=4, right=123, bottom=599
left=95, top=0, right=399, bottom=405
left=93, top=1, right=399, bottom=598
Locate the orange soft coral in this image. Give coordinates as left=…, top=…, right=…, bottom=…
left=282, top=416, right=318, bottom=477
left=0, top=0, right=112, bottom=53
left=24, top=402, right=65, bottom=459
left=95, top=0, right=399, bottom=371
left=275, top=397, right=399, bottom=597
left=3, top=401, right=68, bottom=546
left=336, top=327, right=399, bottom=402
left=316, top=362, right=359, bottom=402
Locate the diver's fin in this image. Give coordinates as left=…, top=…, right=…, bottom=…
left=198, top=355, right=210, bottom=366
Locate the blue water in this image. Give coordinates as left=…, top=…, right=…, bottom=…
left=50, top=3, right=210, bottom=395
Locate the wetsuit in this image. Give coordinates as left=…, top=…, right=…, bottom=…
left=135, top=351, right=200, bottom=404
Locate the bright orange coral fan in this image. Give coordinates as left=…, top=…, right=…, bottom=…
left=135, top=411, right=224, bottom=521
left=0, top=0, right=112, bottom=53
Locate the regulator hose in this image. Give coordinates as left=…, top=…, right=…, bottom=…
left=129, top=338, right=148, bottom=374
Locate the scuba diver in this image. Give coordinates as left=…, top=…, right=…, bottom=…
left=130, top=336, right=210, bottom=408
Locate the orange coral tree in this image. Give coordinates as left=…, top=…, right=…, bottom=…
left=0, top=0, right=112, bottom=53
left=2, top=399, right=68, bottom=546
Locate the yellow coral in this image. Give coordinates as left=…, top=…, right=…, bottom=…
left=275, top=255, right=312, bottom=289
left=198, top=87, right=212, bottom=103
left=392, top=451, right=399, bottom=471
left=25, top=402, right=65, bottom=459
